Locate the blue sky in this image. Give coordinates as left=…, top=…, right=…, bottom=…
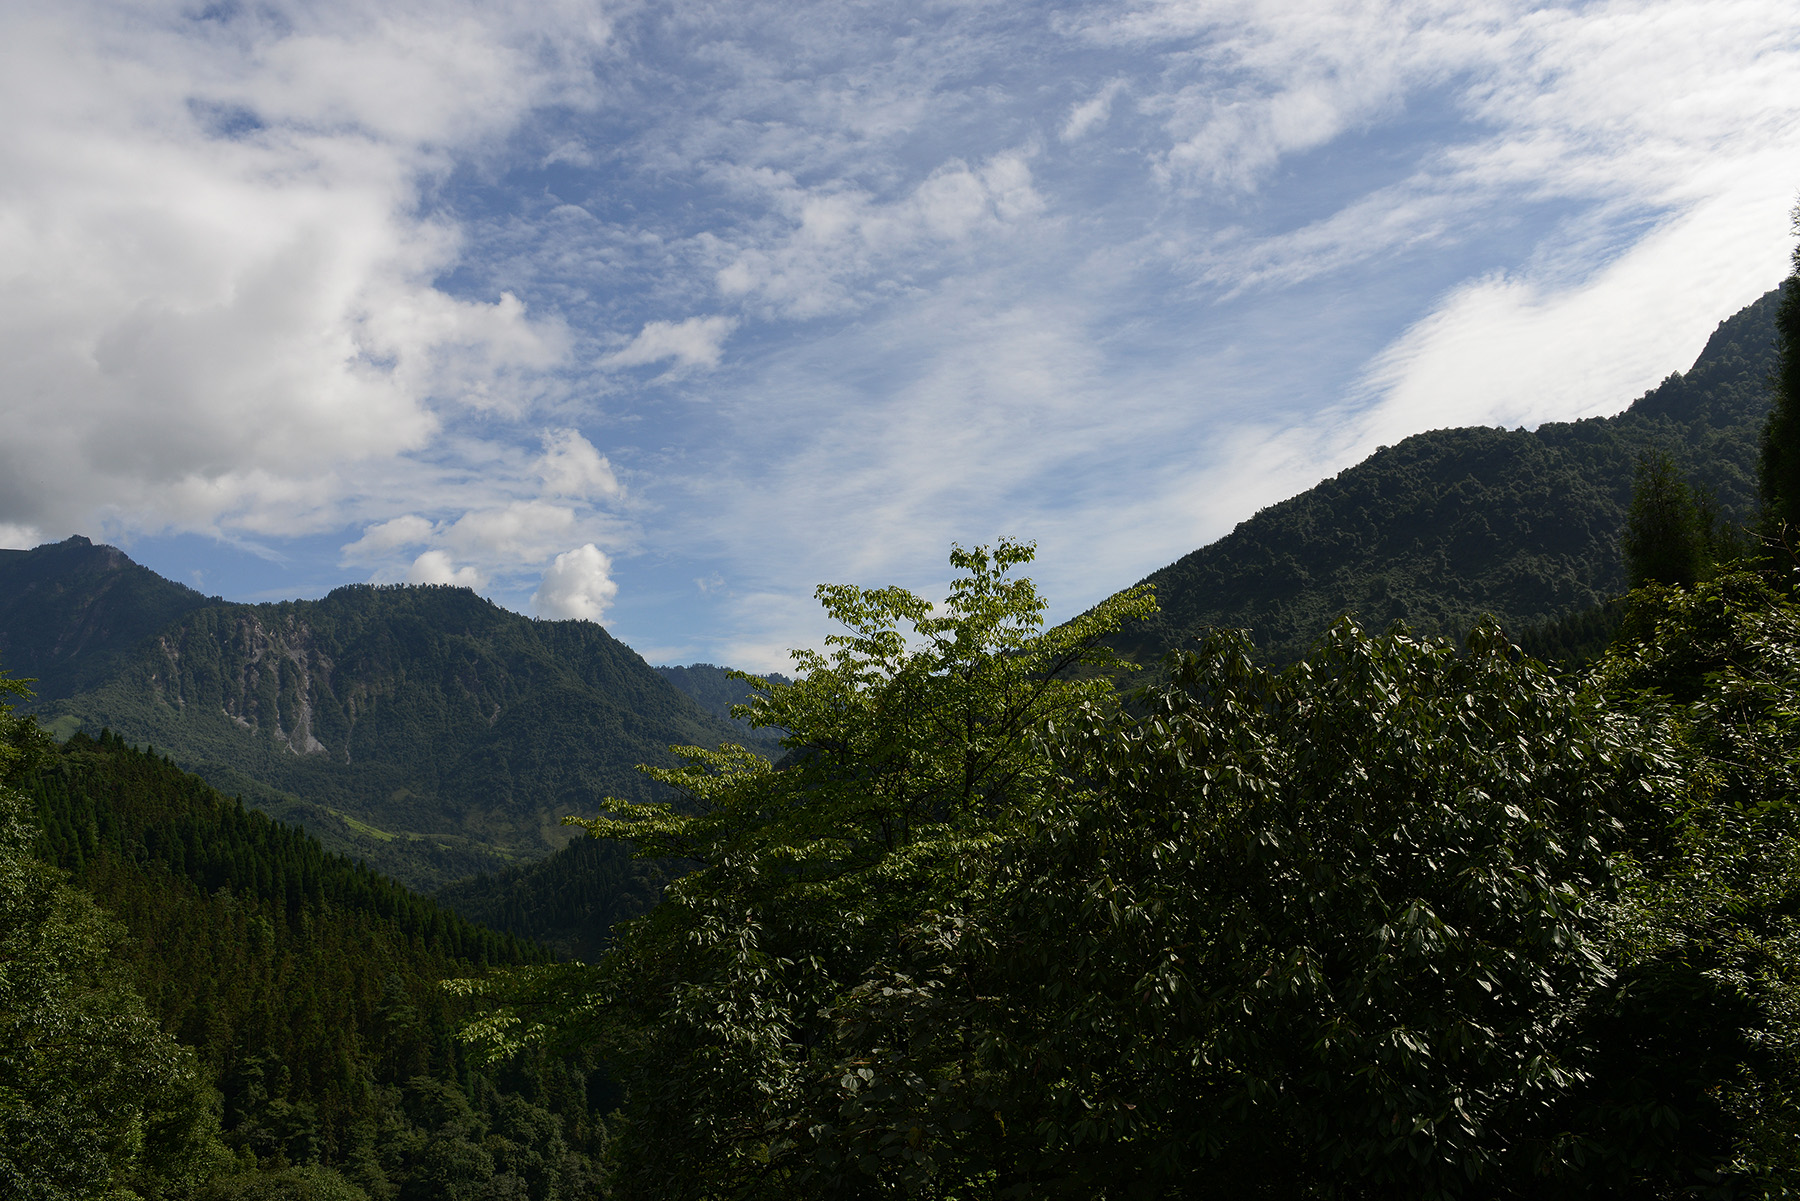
left=2, top=0, right=1797, bottom=669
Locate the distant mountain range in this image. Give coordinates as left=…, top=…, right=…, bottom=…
left=0, top=547, right=758, bottom=890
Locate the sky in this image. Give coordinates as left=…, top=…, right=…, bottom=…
left=2, top=0, right=1797, bottom=670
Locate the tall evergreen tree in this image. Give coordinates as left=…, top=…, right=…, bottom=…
left=1622, top=448, right=1707, bottom=588
left=1757, top=205, right=1800, bottom=532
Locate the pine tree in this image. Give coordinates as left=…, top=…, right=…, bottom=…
left=1757, top=204, right=1800, bottom=532
left=1623, top=448, right=1707, bottom=588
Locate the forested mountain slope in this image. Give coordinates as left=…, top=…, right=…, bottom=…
left=19, top=730, right=609, bottom=1198
left=445, top=287, right=1790, bottom=952
left=0, top=535, right=212, bottom=700
left=1111, top=284, right=1784, bottom=663
left=436, top=833, right=676, bottom=964
left=655, top=662, right=791, bottom=740
left=2, top=552, right=746, bottom=889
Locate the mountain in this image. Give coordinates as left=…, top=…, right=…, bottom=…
left=0, top=552, right=751, bottom=890
left=438, top=286, right=1790, bottom=955
left=435, top=831, right=675, bottom=964
left=1110, top=284, right=1784, bottom=664
left=438, top=667, right=798, bottom=960
left=655, top=662, right=792, bottom=740
left=0, top=535, right=212, bottom=701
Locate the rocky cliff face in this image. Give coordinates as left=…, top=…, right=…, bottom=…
left=153, top=612, right=334, bottom=756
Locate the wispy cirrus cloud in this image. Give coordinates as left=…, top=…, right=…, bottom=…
left=3, top=0, right=1798, bottom=671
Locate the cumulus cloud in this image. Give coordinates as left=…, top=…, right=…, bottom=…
left=601, top=316, right=738, bottom=372
left=537, top=429, right=621, bottom=499
left=532, top=544, right=619, bottom=622
left=405, top=550, right=485, bottom=588
left=8, top=0, right=1800, bottom=672
left=0, top=0, right=593, bottom=542
left=441, top=501, right=581, bottom=563
left=340, top=514, right=436, bottom=561
left=0, top=523, right=41, bottom=551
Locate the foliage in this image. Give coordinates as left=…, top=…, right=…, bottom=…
left=196, top=1164, right=368, bottom=1201
left=435, top=833, right=678, bottom=964
left=16, top=727, right=610, bottom=1199
left=654, top=663, right=790, bottom=746
left=0, top=536, right=210, bottom=704
left=0, top=671, right=53, bottom=787
left=459, top=541, right=1156, bottom=1199
left=1564, top=572, right=1800, bottom=1193
left=459, top=540, right=1800, bottom=1198
left=1758, top=218, right=1800, bottom=533
left=1622, top=448, right=1711, bottom=588
left=0, top=670, right=230, bottom=1201
left=1512, top=599, right=1624, bottom=671
left=824, top=618, right=1666, bottom=1198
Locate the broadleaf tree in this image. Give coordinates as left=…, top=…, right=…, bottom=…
left=457, top=541, right=1156, bottom=1198
left=457, top=547, right=1800, bottom=1197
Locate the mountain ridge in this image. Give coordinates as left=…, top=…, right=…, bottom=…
left=1108, top=283, right=1784, bottom=664
left=0, top=554, right=748, bottom=890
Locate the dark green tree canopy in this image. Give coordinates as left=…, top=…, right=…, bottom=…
left=457, top=545, right=1800, bottom=1197
left=1622, top=447, right=1709, bottom=588
left=1758, top=209, right=1800, bottom=532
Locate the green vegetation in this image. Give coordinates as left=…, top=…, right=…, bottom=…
left=1, top=672, right=228, bottom=1201
left=654, top=664, right=790, bottom=745
left=1622, top=448, right=1711, bottom=588
left=452, top=532, right=1800, bottom=1197
left=11, top=261, right=1800, bottom=1198
left=1111, top=285, right=1785, bottom=665
left=10, top=711, right=611, bottom=1199
left=0, top=536, right=210, bottom=703
left=435, top=834, right=676, bottom=965
left=1759, top=206, right=1800, bottom=536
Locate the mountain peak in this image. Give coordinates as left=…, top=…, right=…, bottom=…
left=0, top=536, right=209, bottom=699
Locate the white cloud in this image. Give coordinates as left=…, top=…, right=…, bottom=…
left=8, top=0, right=1800, bottom=671
left=442, top=501, right=582, bottom=563
left=601, top=316, right=738, bottom=371
left=532, top=543, right=619, bottom=622
left=714, top=150, right=1046, bottom=317
left=537, top=429, right=621, bottom=499
left=405, top=549, right=486, bottom=588
left=0, top=523, right=41, bottom=550
left=340, top=514, right=436, bottom=561
left=1348, top=184, right=1795, bottom=445
left=0, top=0, right=593, bottom=542
left=1062, top=78, right=1128, bottom=143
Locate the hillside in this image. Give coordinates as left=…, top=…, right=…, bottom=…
left=0, top=552, right=751, bottom=890
left=655, top=662, right=791, bottom=741
left=436, top=832, right=677, bottom=964
left=440, top=287, right=1789, bottom=951
left=19, top=728, right=609, bottom=1197
left=1110, top=284, right=1784, bottom=663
